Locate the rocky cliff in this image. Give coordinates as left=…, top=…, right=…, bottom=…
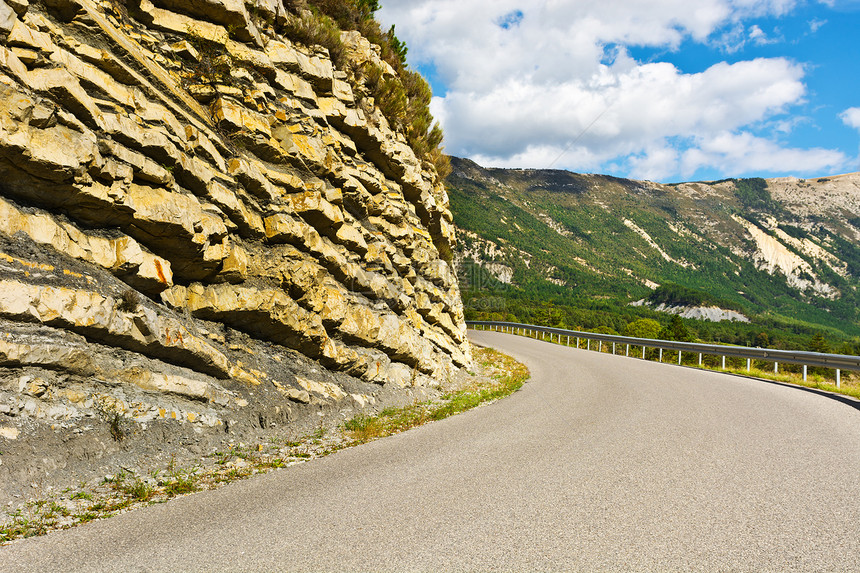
left=0, top=0, right=469, bottom=496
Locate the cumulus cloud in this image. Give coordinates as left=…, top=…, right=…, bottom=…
left=378, top=0, right=847, bottom=180
left=841, top=107, right=860, bottom=130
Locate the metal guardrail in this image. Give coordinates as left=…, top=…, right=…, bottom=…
left=467, top=321, right=860, bottom=388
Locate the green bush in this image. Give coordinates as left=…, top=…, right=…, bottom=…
left=283, top=1, right=450, bottom=179
left=281, top=9, right=346, bottom=68
left=659, top=315, right=695, bottom=342
left=623, top=318, right=662, bottom=339
left=734, top=178, right=776, bottom=212
left=589, top=325, right=619, bottom=335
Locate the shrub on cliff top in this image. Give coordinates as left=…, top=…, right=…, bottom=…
left=283, top=0, right=450, bottom=179
left=281, top=8, right=346, bottom=68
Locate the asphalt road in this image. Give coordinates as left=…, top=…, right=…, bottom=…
left=3, top=330, right=860, bottom=572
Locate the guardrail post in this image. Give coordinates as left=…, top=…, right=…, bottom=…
left=747, top=358, right=751, bottom=372
left=837, top=369, right=841, bottom=388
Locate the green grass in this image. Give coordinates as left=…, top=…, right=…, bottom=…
left=486, top=325, right=860, bottom=400
left=702, top=365, right=860, bottom=399
left=342, top=346, right=529, bottom=444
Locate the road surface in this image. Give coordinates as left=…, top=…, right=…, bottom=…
left=3, top=330, right=860, bottom=572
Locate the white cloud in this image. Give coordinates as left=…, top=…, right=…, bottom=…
left=808, top=18, right=827, bottom=32
left=679, top=132, right=847, bottom=178
left=748, top=24, right=781, bottom=45
left=377, top=0, right=847, bottom=180
left=841, top=107, right=860, bottom=130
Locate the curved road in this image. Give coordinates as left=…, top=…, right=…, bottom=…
left=3, top=331, right=860, bottom=572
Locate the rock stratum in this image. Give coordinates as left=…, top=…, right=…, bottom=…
left=0, top=0, right=468, bottom=499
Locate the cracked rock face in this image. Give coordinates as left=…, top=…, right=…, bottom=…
left=0, top=0, right=470, bottom=497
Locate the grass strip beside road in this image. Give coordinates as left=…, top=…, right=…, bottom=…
left=343, top=346, right=529, bottom=444
left=1, top=346, right=528, bottom=545
left=498, top=326, right=860, bottom=400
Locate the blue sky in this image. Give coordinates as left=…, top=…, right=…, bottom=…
left=378, top=0, right=860, bottom=183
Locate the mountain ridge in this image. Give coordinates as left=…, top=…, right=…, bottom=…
left=447, top=156, right=860, bottom=348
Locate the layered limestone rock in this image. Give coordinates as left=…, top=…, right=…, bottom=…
left=0, top=0, right=469, bottom=441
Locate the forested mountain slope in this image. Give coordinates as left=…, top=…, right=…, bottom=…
left=448, top=156, right=860, bottom=350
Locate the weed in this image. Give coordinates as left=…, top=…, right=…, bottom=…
left=116, top=289, right=140, bottom=312
left=0, top=509, right=48, bottom=542
left=49, top=502, right=70, bottom=517
left=161, top=469, right=200, bottom=496
left=225, top=467, right=252, bottom=480
left=342, top=347, right=528, bottom=445
left=230, top=445, right=250, bottom=459
left=343, top=414, right=385, bottom=443
left=95, top=398, right=127, bottom=443
left=122, top=479, right=155, bottom=502
left=182, top=25, right=234, bottom=87
left=312, top=421, right=326, bottom=440
left=73, top=511, right=98, bottom=524
left=102, top=470, right=127, bottom=488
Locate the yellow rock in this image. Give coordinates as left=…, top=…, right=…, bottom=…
left=0, top=280, right=232, bottom=378
left=219, top=243, right=248, bottom=283
left=211, top=97, right=271, bottom=138
left=0, top=427, right=20, bottom=440
left=287, top=191, right=344, bottom=228
left=6, top=20, right=53, bottom=52
left=139, top=0, right=228, bottom=44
